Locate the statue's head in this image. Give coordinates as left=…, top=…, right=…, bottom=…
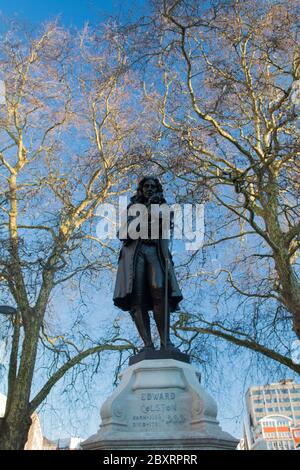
left=131, top=176, right=165, bottom=204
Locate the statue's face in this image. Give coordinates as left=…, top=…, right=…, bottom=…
left=142, top=178, right=157, bottom=200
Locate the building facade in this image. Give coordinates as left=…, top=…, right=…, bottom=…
left=244, top=379, right=300, bottom=450
left=0, top=393, right=56, bottom=450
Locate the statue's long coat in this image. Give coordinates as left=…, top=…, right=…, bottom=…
left=113, top=237, right=183, bottom=312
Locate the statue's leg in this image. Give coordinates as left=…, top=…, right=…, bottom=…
left=151, top=287, right=172, bottom=349
left=130, top=249, right=154, bottom=350
left=130, top=305, right=154, bottom=350
left=147, top=246, right=178, bottom=350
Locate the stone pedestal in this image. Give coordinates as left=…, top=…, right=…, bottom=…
left=82, top=359, right=238, bottom=450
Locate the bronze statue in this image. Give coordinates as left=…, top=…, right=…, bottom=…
left=113, top=176, right=183, bottom=353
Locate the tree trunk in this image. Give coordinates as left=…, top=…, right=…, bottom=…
left=274, top=252, right=300, bottom=340
left=264, top=198, right=300, bottom=340
left=0, top=316, right=40, bottom=450
left=0, top=410, right=32, bottom=450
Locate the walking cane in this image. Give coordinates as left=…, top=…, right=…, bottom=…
left=164, top=213, right=174, bottom=350
left=164, top=256, right=169, bottom=350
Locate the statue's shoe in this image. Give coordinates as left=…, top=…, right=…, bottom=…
left=139, top=344, right=155, bottom=353
left=161, top=342, right=181, bottom=353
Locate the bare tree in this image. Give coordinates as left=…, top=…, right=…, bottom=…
left=0, top=20, right=145, bottom=449
left=119, top=0, right=300, bottom=352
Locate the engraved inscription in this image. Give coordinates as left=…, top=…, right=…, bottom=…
left=131, top=391, right=187, bottom=430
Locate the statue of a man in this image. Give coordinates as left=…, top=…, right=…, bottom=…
left=113, top=176, right=183, bottom=352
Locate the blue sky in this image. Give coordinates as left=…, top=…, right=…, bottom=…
left=0, top=0, right=146, bottom=27
left=0, top=0, right=107, bottom=26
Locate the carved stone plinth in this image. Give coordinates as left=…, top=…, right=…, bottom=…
left=82, top=359, right=238, bottom=450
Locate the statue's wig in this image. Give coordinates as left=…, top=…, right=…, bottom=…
left=130, top=176, right=166, bottom=205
